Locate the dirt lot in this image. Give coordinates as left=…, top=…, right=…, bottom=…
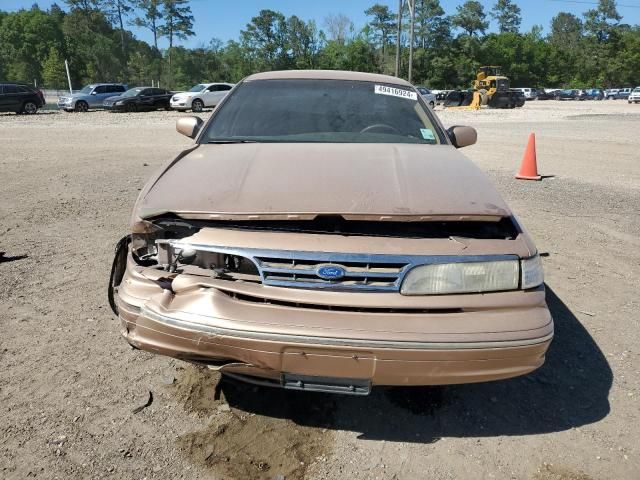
left=1, top=100, right=639, bottom=480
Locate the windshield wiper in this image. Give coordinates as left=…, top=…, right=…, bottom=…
left=207, top=140, right=258, bottom=144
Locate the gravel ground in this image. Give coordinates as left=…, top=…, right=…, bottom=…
left=1, top=101, right=639, bottom=480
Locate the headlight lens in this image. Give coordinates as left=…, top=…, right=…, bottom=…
left=521, top=254, right=544, bottom=289
left=401, top=259, right=520, bottom=295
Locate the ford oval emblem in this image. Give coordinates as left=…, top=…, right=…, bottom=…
left=316, top=264, right=346, bottom=280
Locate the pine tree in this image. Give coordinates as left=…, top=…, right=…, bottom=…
left=42, top=46, right=68, bottom=89
left=492, top=0, right=522, bottom=33
left=158, top=0, right=194, bottom=85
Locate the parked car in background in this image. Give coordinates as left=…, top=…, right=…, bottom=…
left=535, top=89, right=557, bottom=100
left=57, top=83, right=127, bottom=112
left=515, top=88, right=537, bottom=100
left=0, top=82, right=45, bottom=114
left=431, top=89, right=452, bottom=103
left=607, top=88, right=631, bottom=100
left=628, top=87, right=640, bottom=104
left=170, top=83, right=234, bottom=112
left=584, top=88, right=604, bottom=100
left=604, top=88, right=618, bottom=98
left=554, top=89, right=585, bottom=100
left=103, top=87, right=173, bottom=112
left=109, top=69, right=552, bottom=392
left=416, top=86, right=436, bottom=108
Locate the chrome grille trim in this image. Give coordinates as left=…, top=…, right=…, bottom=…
left=169, top=241, right=518, bottom=292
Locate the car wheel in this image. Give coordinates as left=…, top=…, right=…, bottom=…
left=429, top=101, right=435, bottom=109
left=22, top=101, right=38, bottom=114
left=192, top=98, right=204, bottom=112
left=75, top=101, right=88, bottom=112
left=126, top=103, right=137, bottom=113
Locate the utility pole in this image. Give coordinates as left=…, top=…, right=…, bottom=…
left=407, top=0, right=415, bottom=83
left=395, top=0, right=402, bottom=77
left=64, top=59, right=73, bottom=94
left=395, top=0, right=416, bottom=82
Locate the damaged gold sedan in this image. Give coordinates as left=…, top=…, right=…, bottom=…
left=109, top=70, right=552, bottom=395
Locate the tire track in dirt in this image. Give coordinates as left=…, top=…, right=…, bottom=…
left=170, top=365, right=334, bottom=480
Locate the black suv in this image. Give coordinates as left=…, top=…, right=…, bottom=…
left=0, top=83, right=45, bottom=114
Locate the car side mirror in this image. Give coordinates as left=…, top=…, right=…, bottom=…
left=176, top=116, right=203, bottom=139
left=447, top=125, right=477, bottom=148
left=91, top=91, right=97, bottom=95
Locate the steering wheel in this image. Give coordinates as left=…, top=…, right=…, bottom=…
left=360, top=124, right=400, bottom=135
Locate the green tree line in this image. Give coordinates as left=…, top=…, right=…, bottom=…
left=0, top=0, right=638, bottom=91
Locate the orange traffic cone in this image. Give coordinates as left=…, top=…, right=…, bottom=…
left=516, top=133, right=542, bottom=181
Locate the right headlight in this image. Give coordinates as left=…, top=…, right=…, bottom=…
left=400, top=259, right=520, bottom=295
left=400, top=254, right=544, bottom=295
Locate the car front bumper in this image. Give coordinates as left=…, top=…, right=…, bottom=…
left=116, top=256, right=554, bottom=388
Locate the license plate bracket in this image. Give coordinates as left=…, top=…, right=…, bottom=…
left=281, top=373, right=371, bottom=395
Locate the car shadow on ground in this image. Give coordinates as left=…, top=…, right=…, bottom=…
left=219, top=286, right=612, bottom=443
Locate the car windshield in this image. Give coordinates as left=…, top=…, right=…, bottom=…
left=189, top=84, right=205, bottom=92
left=122, top=88, right=143, bottom=97
left=203, top=79, right=441, bottom=144
left=634, top=88, right=640, bottom=92
left=79, top=85, right=94, bottom=94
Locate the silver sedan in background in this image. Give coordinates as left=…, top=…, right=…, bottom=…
left=416, top=86, right=437, bottom=108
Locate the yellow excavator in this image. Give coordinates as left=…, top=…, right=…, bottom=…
left=444, top=66, right=525, bottom=109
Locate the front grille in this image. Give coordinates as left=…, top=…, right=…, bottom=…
left=168, top=240, right=518, bottom=293
left=254, top=254, right=410, bottom=291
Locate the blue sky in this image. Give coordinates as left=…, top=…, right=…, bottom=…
left=3, top=0, right=640, bottom=49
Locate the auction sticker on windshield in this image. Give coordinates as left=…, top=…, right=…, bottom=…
left=374, top=85, right=417, bottom=101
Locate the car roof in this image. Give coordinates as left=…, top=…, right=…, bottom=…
left=200, top=82, right=233, bottom=86
left=244, top=69, right=413, bottom=87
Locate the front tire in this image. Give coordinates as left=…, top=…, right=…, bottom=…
left=75, top=101, right=88, bottom=112
left=429, top=101, right=435, bottom=109
left=22, top=101, right=38, bottom=114
left=192, top=98, right=204, bottom=112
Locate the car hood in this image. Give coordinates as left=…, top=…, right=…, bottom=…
left=104, top=95, right=128, bottom=102
left=137, top=143, right=511, bottom=221
left=172, top=91, right=197, bottom=98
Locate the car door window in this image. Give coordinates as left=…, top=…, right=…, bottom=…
left=218, top=85, right=232, bottom=91
left=94, top=86, right=108, bottom=94
left=4, top=85, right=18, bottom=94
left=206, top=85, right=218, bottom=92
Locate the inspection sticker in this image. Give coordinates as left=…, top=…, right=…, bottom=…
left=374, top=84, right=418, bottom=101
left=420, top=128, right=436, bottom=141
